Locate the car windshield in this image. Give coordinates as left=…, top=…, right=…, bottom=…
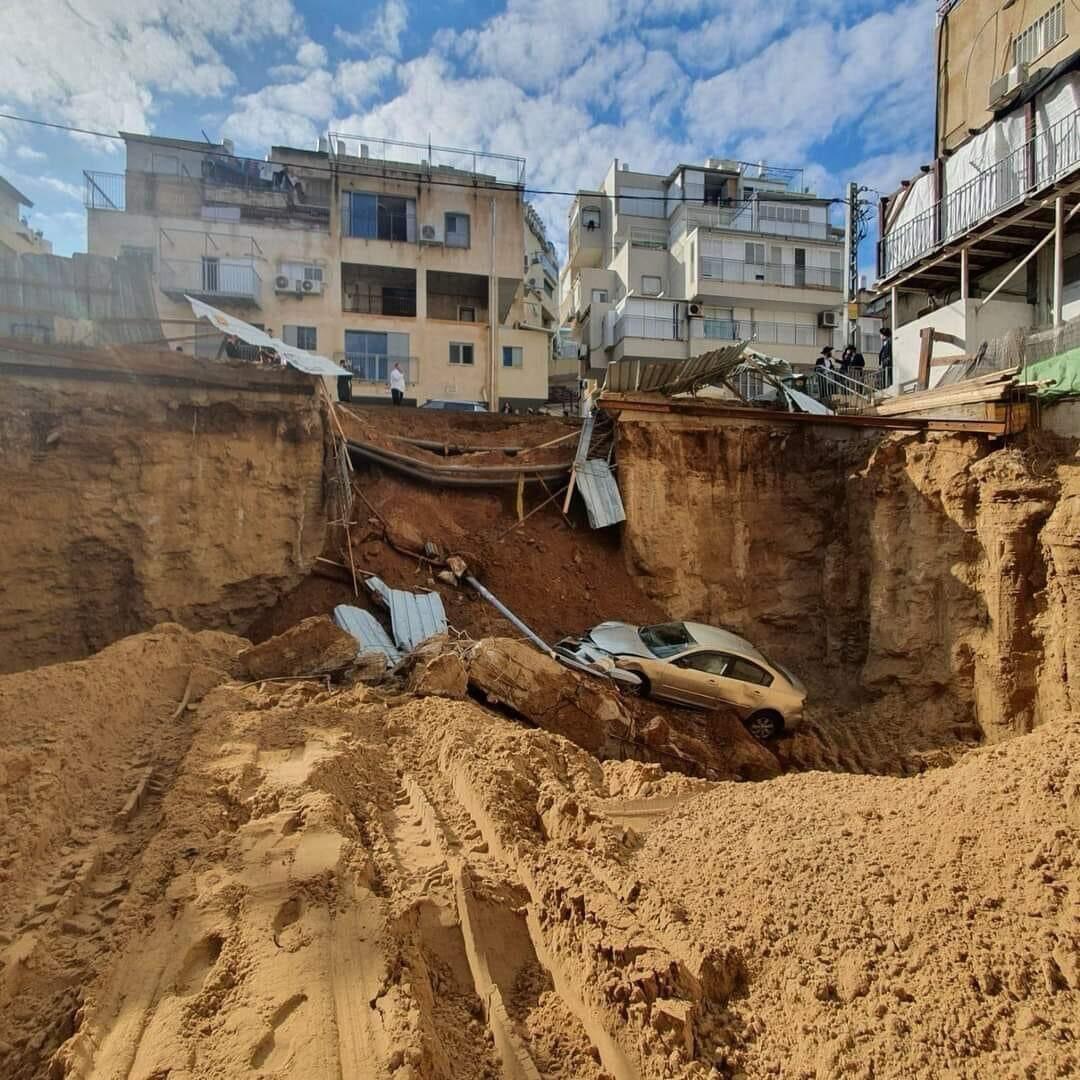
left=638, top=621, right=696, bottom=659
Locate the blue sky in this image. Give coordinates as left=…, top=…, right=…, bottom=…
left=1, top=0, right=938, bottom=268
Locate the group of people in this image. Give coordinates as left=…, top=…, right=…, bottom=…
left=814, top=327, right=893, bottom=387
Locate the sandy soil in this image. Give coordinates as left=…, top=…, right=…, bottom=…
left=2, top=627, right=1076, bottom=1080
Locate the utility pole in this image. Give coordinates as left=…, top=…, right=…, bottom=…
left=842, top=181, right=871, bottom=349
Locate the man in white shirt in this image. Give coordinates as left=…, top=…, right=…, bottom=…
left=389, top=362, right=406, bottom=406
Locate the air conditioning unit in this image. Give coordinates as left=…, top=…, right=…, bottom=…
left=296, top=278, right=323, bottom=295
left=687, top=303, right=703, bottom=317
left=274, top=274, right=291, bottom=292
left=818, top=310, right=839, bottom=328
left=420, top=223, right=443, bottom=243
left=988, top=63, right=1027, bottom=110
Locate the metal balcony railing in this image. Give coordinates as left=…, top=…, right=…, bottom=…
left=672, top=202, right=833, bottom=244
left=84, top=171, right=125, bottom=210
left=530, top=249, right=559, bottom=281
left=614, top=314, right=685, bottom=342
left=329, top=132, right=526, bottom=185
left=880, top=107, right=1080, bottom=278
left=159, top=259, right=261, bottom=301
left=703, top=318, right=819, bottom=347
left=699, top=257, right=842, bottom=291
left=335, top=353, right=419, bottom=384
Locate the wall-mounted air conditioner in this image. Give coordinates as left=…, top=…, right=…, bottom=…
left=818, top=310, right=839, bottom=328
left=988, top=63, right=1027, bottom=110
left=420, top=224, right=443, bottom=244
left=274, top=274, right=292, bottom=292
left=687, top=303, right=703, bottom=317
left=296, top=278, right=323, bottom=295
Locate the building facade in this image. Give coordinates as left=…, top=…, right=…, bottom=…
left=83, top=133, right=550, bottom=408
left=876, top=0, right=1080, bottom=387
left=0, top=177, right=52, bottom=256
left=561, top=157, right=844, bottom=382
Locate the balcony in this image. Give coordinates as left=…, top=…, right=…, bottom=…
left=84, top=171, right=124, bottom=211
left=159, top=259, right=261, bottom=306
left=702, top=318, right=821, bottom=347
left=879, top=106, right=1080, bottom=281
left=530, top=249, right=559, bottom=282
left=342, top=264, right=417, bottom=317
left=673, top=202, right=835, bottom=244
left=335, top=353, right=420, bottom=385
left=699, top=257, right=842, bottom=291
left=614, top=314, right=685, bottom=342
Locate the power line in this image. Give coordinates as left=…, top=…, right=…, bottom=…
left=0, top=110, right=858, bottom=206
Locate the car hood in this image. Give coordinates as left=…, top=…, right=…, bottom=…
left=585, top=621, right=654, bottom=659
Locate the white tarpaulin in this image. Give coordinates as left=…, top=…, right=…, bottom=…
left=187, top=296, right=350, bottom=377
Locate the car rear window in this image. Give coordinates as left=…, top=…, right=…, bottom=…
left=726, top=657, right=773, bottom=686
left=639, top=622, right=696, bottom=658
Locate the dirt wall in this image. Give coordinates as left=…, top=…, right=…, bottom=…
left=0, top=351, right=328, bottom=673
left=617, top=415, right=1080, bottom=742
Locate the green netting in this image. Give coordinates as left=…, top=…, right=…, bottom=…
left=1023, top=348, right=1080, bottom=400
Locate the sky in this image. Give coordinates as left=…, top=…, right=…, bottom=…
left=0, top=0, right=939, bottom=270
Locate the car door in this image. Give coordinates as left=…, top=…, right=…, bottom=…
left=663, top=651, right=733, bottom=707
left=712, top=656, right=773, bottom=716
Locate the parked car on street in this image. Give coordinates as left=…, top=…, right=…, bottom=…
left=556, top=620, right=806, bottom=740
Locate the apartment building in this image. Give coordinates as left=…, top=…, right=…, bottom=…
left=875, top=0, right=1080, bottom=386
left=83, top=133, right=550, bottom=408
left=561, top=157, right=844, bottom=381
left=0, top=176, right=52, bottom=256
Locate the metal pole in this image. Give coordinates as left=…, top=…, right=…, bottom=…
left=464, top=576, right=555, bottom=657
left=1053, top=195, right=1064, bottom=328
left=981, top=199, right=1080, bottom=307
left=960, top=246, right=969, bottom=303
left=842, top=180, right=855, bottom=346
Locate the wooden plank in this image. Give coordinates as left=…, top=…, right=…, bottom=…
left=918, top=327, right=934, bottom=390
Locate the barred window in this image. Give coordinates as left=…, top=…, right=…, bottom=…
left=1015, top=2, right=1065, bottom=66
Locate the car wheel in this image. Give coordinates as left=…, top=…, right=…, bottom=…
left=633, top=673, right=652, bottom=699
left=745, top=710, right=782, bottom=741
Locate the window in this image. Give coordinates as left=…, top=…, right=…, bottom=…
left=591, top=288, right=609, bottom=304
left=346, top=191, right=415, bottom=242
left=674, top=652, right=730, bottom=676
left=544, top=280, right=554, bottom=298
left=344, top=330, right=409, bottom=381
left=581, top=206, right=601, bottom=231
left=502, top=346, right=523, bottom=368
left=449, top=342, right=474, bottom=365
left=745, top=242, right=766, bottom=265
left=641, top=275, right=662, bottom=295
left=725, top=657, right=773, bottom=687
left=760, top=204, right=811, bottom=225
left=457, top=306, right=476, bottom=322
left=1015, top=2, right=1065, bottom=66
left=303, top=266, right=323, bottom=282
left=201, top=257, right=219, bottom=292
left=283, top=325, right=317, bottom=350
left=639, top=622, right=696, bottom=659
left=445, top=212, right=471, bottom=248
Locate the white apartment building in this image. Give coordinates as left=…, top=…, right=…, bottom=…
left=562, top=157, right=845, bottom=381
left=0, top=176, right=52, bottom=256
left=83, top=133, right=550, bottom=408
left=875, top=0, right=1080, bottom=388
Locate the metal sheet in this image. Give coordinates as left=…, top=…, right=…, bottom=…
left=575, top=459, right=625, bottom=528
left=783, top=385, right=834, bottom=415
left=333, top=604, right=401, bottom=666
left=187, top=296, right=350, bottom=377
left=603, top=343, right=748, bottom=396
left=363, top=576, right=448, bottom=651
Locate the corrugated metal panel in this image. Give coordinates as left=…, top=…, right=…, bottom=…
left=783, top=385, right=834, bottom=415
left=574, top=413, right=595, bottom=465
left=333, top=605, right=401, bottom=666
left=575, top=459, right=625, bottom=528
left=363, top=577, right=448, bottom=651
left=603, top=343, right=748, bottom=395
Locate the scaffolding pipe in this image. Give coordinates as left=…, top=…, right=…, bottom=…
left=464, top=576, right=556, bottom=657
left=981, top=199, right=1080, bottom=307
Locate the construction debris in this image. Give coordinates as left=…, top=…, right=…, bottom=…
left=236, top=615, right=358, bottom=680
left=364, top=576, right=448, bottom=651
left=333, top=604, right=402, bottom=667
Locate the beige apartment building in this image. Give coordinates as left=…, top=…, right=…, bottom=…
left=561, top=157, right=844, bottom=382
left=83, top=133, right=550, bottom=408
left=0, top=176, right=52, bottom=256
left=876, top=0, right=1080, bottom=387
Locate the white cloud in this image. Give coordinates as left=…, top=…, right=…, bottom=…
left=335, top=57, right=396, bottom=107
left=36, top=175, right=82, bottom=200
left=15, top=145, right=47, bottom=161
left=297, top=40, right=329, bottom=69
left=0, top=0, right=302, bottom=143
left=222, top=70, right=336, bottom=152
left=334, top=0, right=409, bottom=57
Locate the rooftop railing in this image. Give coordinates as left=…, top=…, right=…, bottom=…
left=880, top=106, right=1080, bottom=279
left=84, top=171, right=125, bottom=210
left=329, top=131, right=525, bottom=186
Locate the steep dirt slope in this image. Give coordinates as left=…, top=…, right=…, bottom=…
left=0, top=353, right=327, bottom=674
left=617, top=416, right=1080, bottom=743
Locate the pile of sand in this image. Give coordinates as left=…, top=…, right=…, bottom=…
left=636, top=713, right=1080, bottom=1077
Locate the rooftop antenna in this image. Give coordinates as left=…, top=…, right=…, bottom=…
left=200, top=129, right=214, bottom=145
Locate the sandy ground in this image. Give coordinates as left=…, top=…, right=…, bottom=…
left=1, top=626, right=1076, bottom=1079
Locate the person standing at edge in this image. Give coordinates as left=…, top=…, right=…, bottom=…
left=879, top=327, right=893, bottom=388
left=389, top=361, right=406, bottom=406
